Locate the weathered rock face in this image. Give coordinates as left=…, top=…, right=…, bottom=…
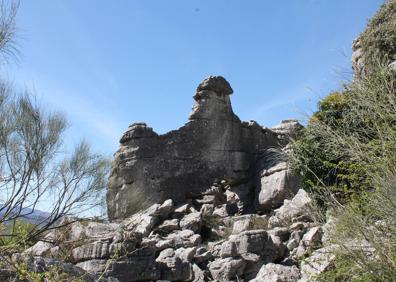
left=107, top=76, right=286, bottom=220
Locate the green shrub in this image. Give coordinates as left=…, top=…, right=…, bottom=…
left=0, top=220, right=37, bottom=253
left=291, top=66, right=396, bottom=206
left=315, top=168, right=396, bottom=281
left=359, top=0, right=396, bottom=75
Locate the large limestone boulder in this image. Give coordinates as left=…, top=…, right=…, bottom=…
left=107, top=76, right=281, bottom=220
left=255, top=149, right=300, bottom=212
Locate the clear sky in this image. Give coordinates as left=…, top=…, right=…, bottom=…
left=4, top=0, right=384, bottom=155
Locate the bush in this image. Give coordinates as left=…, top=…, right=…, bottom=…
left=291, top=66, right=396, bottom=206
left=359, top=0, right=396, bottom=75
left=0, top=220, right=37, bottom=253
left=316, top=168, right=396, bottom=281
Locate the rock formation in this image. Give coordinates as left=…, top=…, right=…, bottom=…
left=107, top=76, right=300, bottom=220
left=21, top=186, right=322, bottom=282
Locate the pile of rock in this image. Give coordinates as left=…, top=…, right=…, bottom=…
left=19, top=185, right=333, bottom=281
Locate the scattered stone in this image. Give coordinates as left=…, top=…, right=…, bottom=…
left=180, top=212, right=201, bottom=233
left=156, top=248, right=192, bottom=281
left=231, top=214, right=269, bottom=234
left=268, top=189, right=312, bottom=228
left=71, top=240, right=111, bottom=262
left=208, top=257, right=245, bottom=281
left=194, top=247, right=213, bottom=264
left=229, top=230, right=283, bottom=263
left=299, top=245, right=337, bottom=282
left=156, top=199, right=174, bottom=219
left=191, top=263, right=206, bottom=282
left=294, top=226, right=323, bottom=258
left=250, top=263, right=300, bottom=282
left=156, top=219, right=179, bottom=233
left=220, top=240, right=238, bottom=258
left=24, top=241, right=54, bottom=256
left=124, top=211, right=157, bottom=238
left=267, top=227, right=290, bottom=242
left=172, top=203, right=190, bottom=218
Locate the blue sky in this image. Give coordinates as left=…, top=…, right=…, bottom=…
left=4, top=0, right=383, bottom=155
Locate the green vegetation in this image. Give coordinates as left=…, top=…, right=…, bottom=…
left=291, top=66, right=396, bottom=206
left=359, top=0, right=396, bottom=74
left=0, top=1, right=111, bottom=279
left=291, top=3, right=396, bottom=280
left=0, top=221, right=37, bottom=253
left=292, top=68, right=396, bottom=281
left=290, top=2, right=396, bottom=275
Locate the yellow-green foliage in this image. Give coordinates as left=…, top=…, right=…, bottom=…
left=0, top=220, right=37, bottom=253
left=312, top=91, right=348, bottom=125
left=15, top=262, right=85, bottom=282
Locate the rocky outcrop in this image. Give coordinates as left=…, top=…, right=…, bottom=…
left=107, top=76, right=301, bottom=220
left=21, top=186, right=330, bottom=282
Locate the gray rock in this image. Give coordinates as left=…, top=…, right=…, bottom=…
left=76, top=259, right=108, bottom=273
left=251, top=263, right=300, bottom=282
left=220, top=240, right=238, bottom=258
left=180, top=212, right=201, bottom=233
left=322, top=215, right=336, bottom=244
left=196, top=75, right=233, bottom=95
left=24, top=241, right=54, bottom=256
left=175, top=247, right=197, bottom=262
left=165, top=229, right=202, bottom=248
left=212, top=204, right=229, bottom=217
left=156, top=248, right=193, bottom=281
left=295, top=226, right=323, bottom=258
left=200, top=203, right=215, bottom=217
left=271, top=120, right=303, bottom=145
left=191, top=263, right=206, bottom=282
left=15, top=256, right=115, bottom=282
left=255, top=148, right=300, bottom=212
left=256, top=168, right=299, bottom=212
left=172, top=203, right=190, bottom=218
left=124, top=211, right=158, bottom=238
left=229, top=230, right=283, bottom=263
left=267, top=227, right=290, bottom=242
left=390, top=60, right=396, bottom=71
left=240, top=252, right=263, bottom=280
left=110, top=247, right=159, bottom=282
left=287, top=230, right=304, bottom=251
left=156, top=219, right=179, bottom=233
left=48, top=220, right=118, bottom=243
left=299, top=245, right=336, bottom=282
left=71, top=240, right=111, bottom=262
left=231, top=214, right=269, bottom=234
left=194, top=247, right=213, bottom=264
left=157, top=199, right=174, bottom=219
left=107, top=76, right=280, bottom=220
left=209, top=257, right=245, bottom=281
left=269, top=189, right=312, bottom=228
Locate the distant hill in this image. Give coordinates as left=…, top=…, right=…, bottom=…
left=0, top=204, right=51, bottom=226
